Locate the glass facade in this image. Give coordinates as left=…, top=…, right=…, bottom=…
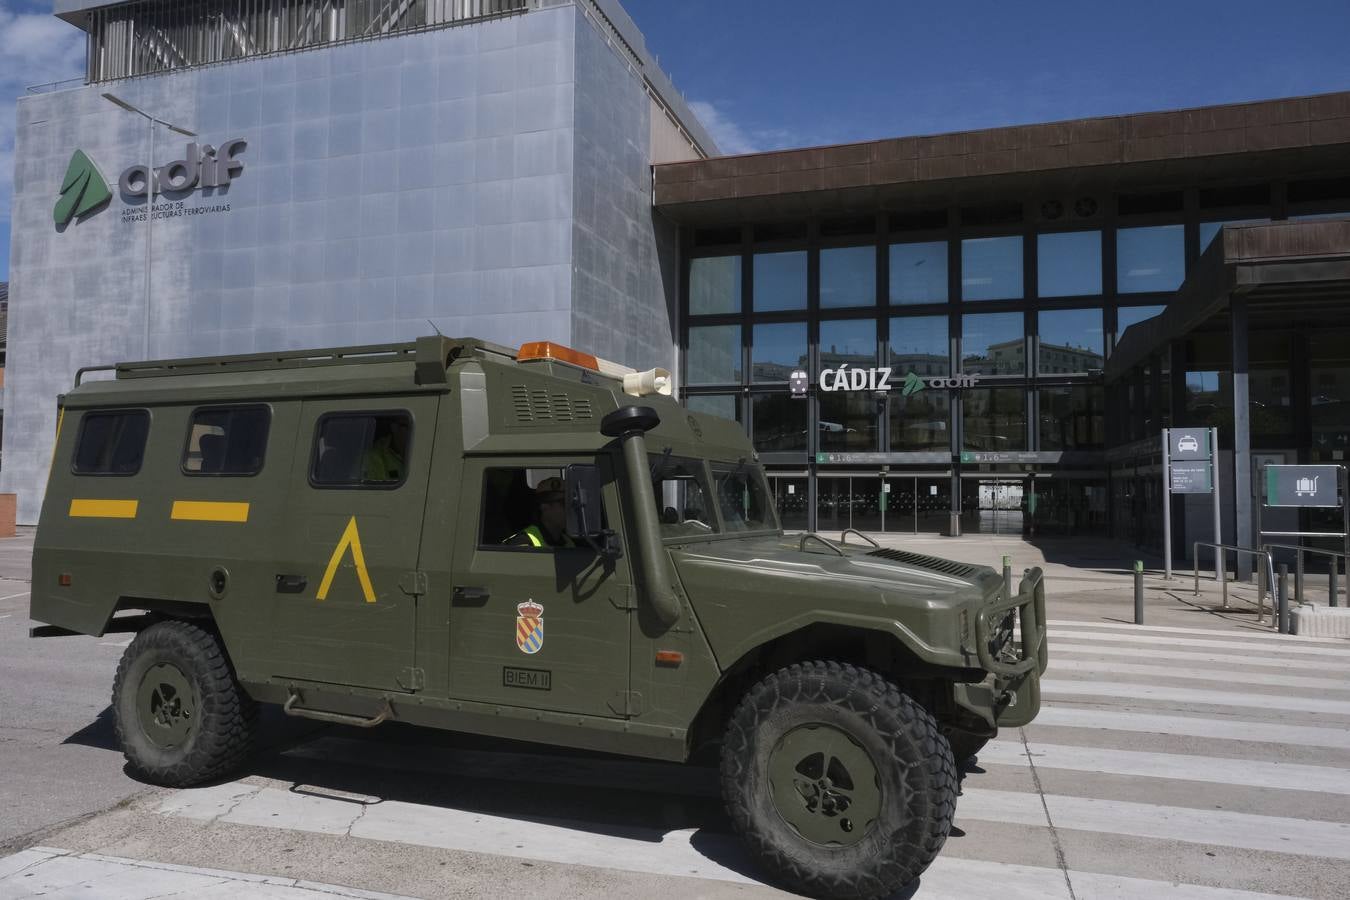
left=751, top=322, right=808, bottom=382
left=890, top=241, right=947, bottom=304
left=963, top=388, right=1027, bottom=451
left=962, top=236, right=1023, bottom=301
left=688, top=256, right=741, bottom=316
left=1117, top=225, right=1185, bottom=293
left=1038, top=309, right=1104, bottom=375
left=753, top=251, right=808, bottom=311
left=679, top=177, right=1349, bottom=537
left=962, top=312, right=1024, bottom=375
left=820, top=246, right=876, bottom=309
left=1037, top=231, right=1102, bottom=297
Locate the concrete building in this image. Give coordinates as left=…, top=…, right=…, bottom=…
left=3, top=0, right=713, bottom=523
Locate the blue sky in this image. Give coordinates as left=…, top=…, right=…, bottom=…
left=3, top=0, right=1350, bottom=280
left=622, top=0, right=1350, bottom=154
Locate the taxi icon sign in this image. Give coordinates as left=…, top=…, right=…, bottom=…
left=1178, top=435, right=1199, bottom=453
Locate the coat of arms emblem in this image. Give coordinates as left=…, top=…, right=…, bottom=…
left=516, top=600, right=544, bottom=654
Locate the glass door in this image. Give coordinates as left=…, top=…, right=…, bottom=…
left=771, top=475, right=809, bottom=531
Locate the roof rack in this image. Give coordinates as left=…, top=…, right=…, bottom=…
left=69, top=336, right=519, bottom=388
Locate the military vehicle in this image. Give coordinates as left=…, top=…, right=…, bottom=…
left=31, top=336, right=1047, bottom=899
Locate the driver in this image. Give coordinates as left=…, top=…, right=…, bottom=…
left=506, top=477, right=574, bottom=549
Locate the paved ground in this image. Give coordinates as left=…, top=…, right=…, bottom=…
left=3, top=528, right=1349, bottom=899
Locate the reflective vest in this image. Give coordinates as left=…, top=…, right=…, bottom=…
left=520, top=525, right=573, bottom=548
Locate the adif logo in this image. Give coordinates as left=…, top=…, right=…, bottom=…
left=119, top=139, right=247, bottom=197
left=900, top=371, right=926, bottom=397
left=54, top=150, right=113, bottom=226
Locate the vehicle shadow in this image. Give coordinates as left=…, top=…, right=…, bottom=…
left=64, top=710, right=938, bottom=899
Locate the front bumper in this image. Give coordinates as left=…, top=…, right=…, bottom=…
left=955, top=567, right=1048, bottom=730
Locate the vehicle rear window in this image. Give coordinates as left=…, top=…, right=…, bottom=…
left=72, top=410, right=150, bottom=476
left=310, top=412, right=412, bottom=488
left=650, top=454, right=719, bottom=538
left=182, top=406, right=270, bottom=475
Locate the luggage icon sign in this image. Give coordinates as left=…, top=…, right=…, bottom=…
left=1295, top=476, right=1319, bottom=497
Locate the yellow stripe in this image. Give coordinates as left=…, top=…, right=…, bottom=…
left=171, top=500, right=251, bottom=523
left=69, top=498, right=139, bottom=519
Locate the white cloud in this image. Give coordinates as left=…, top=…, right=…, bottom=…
left=688, top=99, right=809, bottom=158
left=1, top=2, right=87, bottom=275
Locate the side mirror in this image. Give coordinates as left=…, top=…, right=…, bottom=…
left=564, top=464, right=622, bottom=559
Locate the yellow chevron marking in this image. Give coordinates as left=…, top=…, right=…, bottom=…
left=316, top=516, right=376, bottom=603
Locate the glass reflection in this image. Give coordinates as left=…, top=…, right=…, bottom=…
left=753, top=394, right=809, bottom=453
left=819, top=319, right=877, bottom=370
left=1118, top=305, right=1166, bottom=336
left=962, top=312, right=1024, bottom=375
left=1038, top=386, right=1104, bottom=450
left=888, top=316, right=948, bottom=377
left=1117, top=225, right=1184, bottom=293
left=890, top=389, right=950, bottom=452
left=1037, top=231, right=1101, bottom=297
left=819, top=393, right=879, bottom=452
left=753, top=251, right=807, bottom=311
left=963, top=388, right=1027, bottom=450
left=820, top=246, right=876, bottom=309
left=962, top=236, right=1022, bottom=301
left=686, top=324, right=741, bottom=385
left=889, top=241, right=947, bottom=305
left=686, top=394, right=741, bottom=423
left=1038, top=309, right=1104, bottom=374
left=689, top=256, right=741, bottom=315
left=751, top=322, right=808, bottom=383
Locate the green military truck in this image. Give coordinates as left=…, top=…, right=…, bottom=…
left=31, top=336, right=1046, bottom=899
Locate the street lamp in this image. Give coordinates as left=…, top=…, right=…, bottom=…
left=102, top=92, right=196, bottom=359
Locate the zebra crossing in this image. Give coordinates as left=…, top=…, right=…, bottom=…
left=2, top=616, right=1347, bottom=899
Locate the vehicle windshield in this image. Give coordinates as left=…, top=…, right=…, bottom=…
left=712, top=461, right=779, bottom=533
left=650, top=452, right=779, bottom=539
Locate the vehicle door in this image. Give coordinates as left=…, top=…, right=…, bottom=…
left=271, top=397, right=438, bottom=691
left=449, top=455, right=632, bottom=717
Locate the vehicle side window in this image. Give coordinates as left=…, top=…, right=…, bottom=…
left=650, top=454, right=719, bottom=538
left=310, top=411, right=412, bottom=488
left=479, top=466, right=595, bottom=551
left=72, top=410, right=150, bottom=476
left=182, top=405, right=270, bottom=476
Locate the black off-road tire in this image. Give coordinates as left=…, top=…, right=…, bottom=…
left=112, top=620, right=258, bottom=787
left=944, top=730, right=991, bottom=765
left=720, top=661, right=958, bottom=900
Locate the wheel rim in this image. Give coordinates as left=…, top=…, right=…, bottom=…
left=136, top=662, right=198, bottom=749
left=768, top=723, right=882, bottom=847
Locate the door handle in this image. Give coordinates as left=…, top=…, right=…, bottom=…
left=276, top=574, right=308, bottom=594
left=452, top=586, right=490, bottom=606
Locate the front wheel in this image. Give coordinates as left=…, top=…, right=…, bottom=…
left=112, top=620, right=257, bottom=787
left=720, top=661, right=957, bottom=900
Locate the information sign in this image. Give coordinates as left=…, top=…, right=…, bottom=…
left=1169, top=461, right=1212, bottom=494
left=1265, top=465, right=1341, bottom=508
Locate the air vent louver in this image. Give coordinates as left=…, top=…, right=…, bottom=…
left=866, top=548, right=979, bottom=579
left=510, top=385, right=594, bottom=425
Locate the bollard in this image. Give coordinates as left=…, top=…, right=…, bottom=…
left=1256, top=554, right=1267, bottom=624
left=1002, top=555, right=1012, bottom=598
left=1133, top=560, right=1144, bottom=625
left=1295, top=551, right=1304, bottom=606
left=1277, top=563, right=1290, bottom=635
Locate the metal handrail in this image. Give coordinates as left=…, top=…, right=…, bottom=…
left=1261, top=542, right=1346, bottom=609
left=1193, top=542, right=1278, bottom=623
left=839, top=528, right=881, bottom=548
left=799, top=533, right=845, bottom=557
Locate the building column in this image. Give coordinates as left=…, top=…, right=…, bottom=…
left=1231, top=295, right=1253, bottom=579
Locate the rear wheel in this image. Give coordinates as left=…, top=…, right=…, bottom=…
left=720, top=661, right=957, bottom=900
left=112, top=620, right=257, bottom=787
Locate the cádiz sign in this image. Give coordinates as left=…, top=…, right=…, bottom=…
left=817, top=364, right=979, bottom=393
